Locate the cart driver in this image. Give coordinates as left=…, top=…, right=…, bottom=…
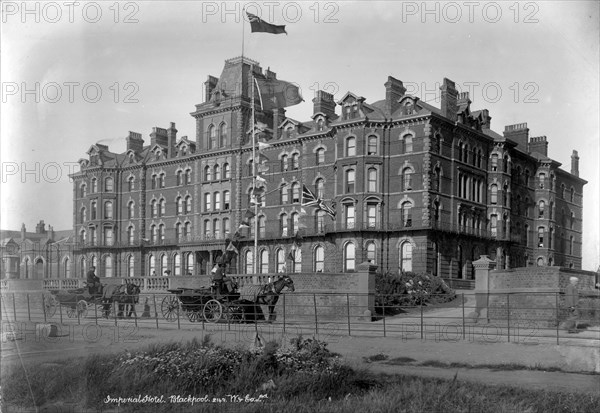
left=212, top=263, right=234, bottom=295
left=86, top=266, right=102, bottom=296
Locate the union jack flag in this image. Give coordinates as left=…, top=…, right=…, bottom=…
left=301, top=185, right=336, bottom=219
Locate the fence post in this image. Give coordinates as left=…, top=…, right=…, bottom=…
left=420, top=300, right=424, bottom=340
left=313, top=294, right=318, bottom=337
left=42, top=294, right=47, bottom=323
left=153, top=294, right=159, bottom=329
left=12, top=293, right=17, bottom=321
left=27, top=294, right=31, bottom=321
left=346, top=293, right=351, bottom=336
left=59, top=299, right=63, bottom=325
left=382, top=296, right=386, bottom=338
left=462, top=293, right=465, bottom=340
left=282, top=293, right=286, bottom=336
left=94, top=301, right=98, bottom=325
left=507, top=294, right=510, bottom=343
left=114, top=301, right=118, bottom=327
left=555, top=292, right=560, bottom=345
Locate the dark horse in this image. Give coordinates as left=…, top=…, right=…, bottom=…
left=102, top=281, right=141, bottom=318
left=240, top=275, right=295, bottom=322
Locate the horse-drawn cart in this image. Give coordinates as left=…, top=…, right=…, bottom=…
left=160, top=275, right=295, bottom=323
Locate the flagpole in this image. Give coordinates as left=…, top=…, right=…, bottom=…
left=251, top=66, right=258, bottom=278
left=241, top=7, right=245, bottom=59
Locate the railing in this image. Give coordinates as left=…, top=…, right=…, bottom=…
left=43, top=279, right=85, bottom=290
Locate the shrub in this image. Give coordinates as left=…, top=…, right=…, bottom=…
left=375, top=271, right=456, bottom=314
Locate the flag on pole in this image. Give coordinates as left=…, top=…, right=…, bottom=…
left=255, top=77, right=303, bottom=111
left=318, top=200, right=337, bottom=219
left=287, top=245, right=296, bottom=261
left=255, top=175, right=267, bottom=184
left=255, top=152, right=270, bottom=163
left=256, top=162, right=270, bottom=173
left=256, top=121, right=268, bottom=131
left=239, top=220, right=250, bottom=229
left=247, top=12, right=287, bottom=34
left=226, top=243, right=239, bottom=254
left=245, top=208, right=256, bottom=219
left=258, top=141, right=272, bottom=150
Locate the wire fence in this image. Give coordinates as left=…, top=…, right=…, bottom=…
left=1, top=291, right=599, bottom=347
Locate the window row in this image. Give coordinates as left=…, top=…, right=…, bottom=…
left=202, top=218, right=231, bottom=239
left=204, top=191, right=231, bottom=212
left=204, top=163, right=231, bottom=181
left=207, top=123, right=229, bottom=149
left=457, top=173, right=484, bottom=202
left=148, top=252, right=195, bottom=277
left=80, top=201, right=113, bottom=222
left=344, top=135, right=381, bottom=157
left=79, top=177, right=114, bottom=197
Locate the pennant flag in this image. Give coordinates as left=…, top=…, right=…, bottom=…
left=299, top=207, right=308, bottom=215
left=257, top=162, right=270, bottom=173
left=239, top=220, right=250, bottom=229
left=247, top=12, right=287, bottom=35
left=255, top=77, right=303, bottom=111
left=301, top=185, right=319, bottom=207
left=255, top=152, right=270, bottom=163
left=226, top=243, right=239, bottom=254
left=255, top=175, right=267, bottom=184
left=252, top=186, right=265, bottom=197
left=256, top=121, right=268, bottom=131
left=287, top=245, right=296, bottom=261
left=258, top=141, right=272, bottom=150
left=245, top=208, right=256, bottom=219
left=233, top=230, right=245, bottom=239
left=297, top=221, right=308, bottom=230
left=211, top=264, right=219, bottom=274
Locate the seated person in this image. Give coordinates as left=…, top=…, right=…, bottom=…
left=212, top=264, right=234, bottom=295
left=86, top=266, right=102, bottom=296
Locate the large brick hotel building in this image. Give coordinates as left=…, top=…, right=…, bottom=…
left=70, top=56, right=586, bottom=279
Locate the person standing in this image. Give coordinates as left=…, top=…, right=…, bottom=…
left=86, top=266, right=101, bottom=295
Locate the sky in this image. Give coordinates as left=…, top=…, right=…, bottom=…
left=1, top=1, right=599, bottom=270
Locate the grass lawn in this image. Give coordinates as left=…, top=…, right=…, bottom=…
left=2, top=336, right=599, bottom=413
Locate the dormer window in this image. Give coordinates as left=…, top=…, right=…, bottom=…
left=317, top=118, right=325, bottom=131
left=285, top=127, right=293, bottom=139
left=405, top=101, right=414, bottom=115
left=344, top=106, right=351, bottom=120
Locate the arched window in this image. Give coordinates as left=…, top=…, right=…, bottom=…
left=403, top=135, right=413, bottom=153
left=293, top=248, right=302, bottom=273
left=176, top=197, right=183, bottom=215
left=538, top=200, right=545, bottom=218
left=104, top=201, right=113, bottom=219
left=185, top=196, right=192, bottom=214
left=173, top=253, right=181, bottom=276
left=63, top=257, right=71, bottom=279
left=204, top=193, right=211, bottom=212
left=315, top=178, right=324, bottom=198
left=127, top=255, right=135, bottom=277
left=103, top=225, right=113, bottom=245
left=490, top=215, right=498, bottom=237
left=344, top=203, right=355, bottom=229
left=204, top=165, right=212, bottom=181
left=258, top=216, right=266, bottom=237
left=536, top=257, right=544, bottom=267
left=491, top=154, right=498, bottom=171
left=490, top=184, right=498, bottom=204
left=177, top=170, right=183, bottom=186
left=223, top=191, right=230, bottom=210
left=151, top=174, right=157, bottom=189
left=279, top=184, right=288, bottom=204
left=316, top=148, right=325, bottom=165
left=402, top=202, right=412, bottom=227
left=570, top=212, right=575, bottom=229
left=346, top=137, right=356, bottom=157
left=316, top=210, right=326, bottom=232
left=80, top=229, right=86, bottom=244
left=344, top=242, right=356, bottom=271
left=538, top=227, right=545, bottom=247
left=281, top=155, right=289, bottom=171
left=159, top=198, right=166, bottom=217
left=400, top=242, right=413, bottom=272
left=104, top=255, right=113, bottom=278
left=260, top=249, right=269, bottom=274
left=160, top=254, right=168, bottom=275
left=539, top=173, right=546, bottom=189
left=150, top=224, right=157, bottom=242
left=159, top=224, right=165, bottom=241
left=368, top=135, right=378, bottom=155
left=402, top=167, right=413, bottom=191
left=80, top=207, right=87, bottom=223
left=223, top=163, right=230, bottom=179
left=367, top=168, right=377, bottom=192
left=127, top=226, right=135, bottom=245
left=219, top=123, right=228, bottom=147
left=280, top=213, right=288, bottom=236
left=80, top=183, right=87, bottom=198
left=91, top=178, right=98, bottom=193
left=245, top=250, right=253, bottom=274
left=91, top=201, right=97, bottom=220
left=213, top=164, right=221, bottom=180
left=151, top=200, right=157, bottom=218
left=127, top=201, right=135, bottom=219
left=149, top=254, right=156, bottom=275
left=214, top=192, right=221, bottom=210
left=185, top=169, right=192, bottom=184
left=291, top=212, right=299, bottom=235
left=184, top=222, right=191, bottom=238
left=317, top=118, right=324, bottom=131
left=366, top=241, right=376, bottom=264
left=292, top=183, right=300, bottom=203
left=208, top=125, right=216, bottom=149
left=569, top=235, right=574, bottom=255
left=159, top=173, right=165, bottom=188
left=185, top=253, right=194, bottom=275
left=346, top=169, right=355, bottom=193
left=276, top=248, right=285, bottom=272
left=78, top=257, right=85, bottom=279
left=570, top=187, right=575, bottom=203
left=314, top=246, right=324, bottom=272
left=175, top=223, right=182, bottom=241
left=292, top=153, right=299, bottom=170
left=213, top=219, right=221, bottom=238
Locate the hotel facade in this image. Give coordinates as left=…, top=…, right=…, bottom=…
left=66, top=56, right=586, bottom=281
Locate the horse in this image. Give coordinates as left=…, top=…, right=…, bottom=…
left=101, top=281, right=141, bottom=318
left=240, top=275, right=295, bottom=322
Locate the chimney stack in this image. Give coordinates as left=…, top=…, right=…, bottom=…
left=204, top=75, right=218, bottom=102
left=35, top=220, right=46, bottom=234
left=312, top=90, right=337, bottom=120
left=150, top=127, right=169, bottom=147
left=503, top=123, right=529, bottom=151
left=571, top=150, right=579, bottom=176
left=440, top=78, right=458, bottom=121
left=384, top=76, right=406, bottom=114
left=480, top=109, right=492, bottom=129
left=529, top=136, right=548, bottom=157
left=167, top=122, right=177, bottom=158
left=21, top=223, right=26, bottom=241
left=48, top=225, right=54, bottom=242
left=126, top=131, right=144, bottom=153
left=272, top=108, right=285, bottom=139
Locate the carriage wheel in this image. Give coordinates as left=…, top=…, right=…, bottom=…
left=225, top=305, right=244, bottom=323
left=203, top=299, right=223, bottom=323
left=161, top=296, right=180, bottom=322
left=45, top=295, right=58, bottom=318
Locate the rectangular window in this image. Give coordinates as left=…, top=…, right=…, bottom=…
left=367, top=204, right=377, bottom=228
left=345, top=204, right=355, bottom=229
left=204, top=193, right=211, bottom=211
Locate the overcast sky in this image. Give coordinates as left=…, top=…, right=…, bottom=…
left=1, top=1, right=598, bottom=270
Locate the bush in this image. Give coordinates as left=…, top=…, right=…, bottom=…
left=375, top=272, right=456, bottom=314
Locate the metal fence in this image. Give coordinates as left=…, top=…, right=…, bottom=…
left=1, top=292, right=599, bottom=346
